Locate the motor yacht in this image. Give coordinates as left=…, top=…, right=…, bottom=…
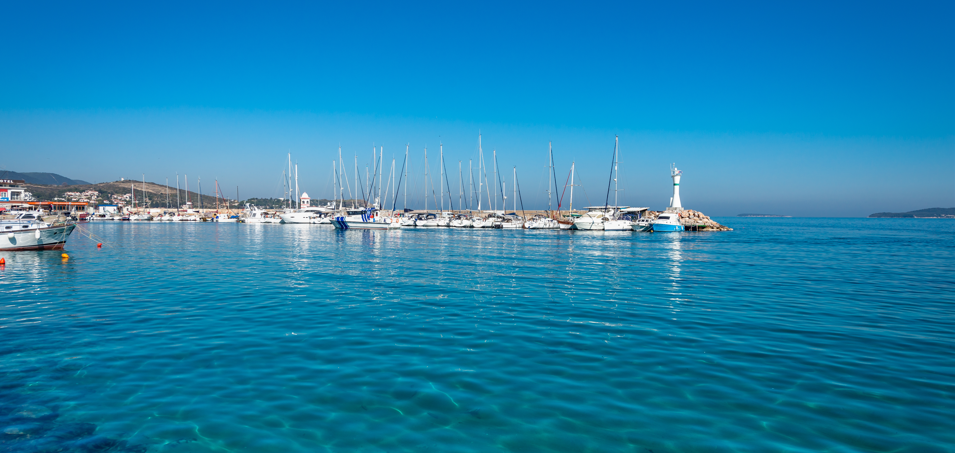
left=573, top=207, right=611, bottom=231
left=0, top=213, right=76, bottom=251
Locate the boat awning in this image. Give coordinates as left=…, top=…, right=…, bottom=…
left=620, top=207, right=649, bottom=213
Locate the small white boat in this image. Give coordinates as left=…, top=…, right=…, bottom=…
left=574, top=207, right=610, bottom=231
left=652, top=212, right=685, bottom=232
left=449, top=215, right=472, bottom=228
left=526, top=217, right=559, bottom=229
left=603, top=219, right=632, bottom=231
left=416, top=213, right=441, bottom=228
left=215, top=213, right=240, bottom=223
left=330, top=209, right=400, bottom=230
left=279, top=210, right=316, bottom=224
left=129, top=214, right=152, bottom=221
left=436, top=214, right=451, bottom=228
left=631, top=220, right=652, bottom=232
left=399, top=215, right=417, bottom=228
left=500, top=215, right=524, bottom=229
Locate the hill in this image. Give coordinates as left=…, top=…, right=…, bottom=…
left=26, top=180, right=234, bottom=209
left=23, top=179, right=345, bottom=210
left=0, top=170, right=89, bottom=186
left=869, top=208, right=955, bottom=218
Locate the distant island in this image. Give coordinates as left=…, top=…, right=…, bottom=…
left=869, top=208, right=955, bottom=218
left=737, top=214, right=791, bottom=217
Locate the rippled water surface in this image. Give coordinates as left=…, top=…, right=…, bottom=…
left=1, top=218, right=953, bottom=452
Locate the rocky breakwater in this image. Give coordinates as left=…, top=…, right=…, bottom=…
left=646, top=209, right=732, bottom=231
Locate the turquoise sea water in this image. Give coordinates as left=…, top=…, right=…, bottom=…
left=1, top=218, right=953, bottom=453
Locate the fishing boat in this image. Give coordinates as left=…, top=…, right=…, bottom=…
left=0, top=213, right=76, bottom=251
left=215, top=213, right=240, bottom=222
left=330, top=208, right=399, bottom=230
left=631, top=219, right=652, bottom=232
left=621, top=207, right=652, bottom=232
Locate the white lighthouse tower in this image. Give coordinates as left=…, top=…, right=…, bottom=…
left=668, top=163, right=683, bottom=212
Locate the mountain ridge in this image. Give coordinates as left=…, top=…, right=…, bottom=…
left=0, top=171, right=90, bottom=186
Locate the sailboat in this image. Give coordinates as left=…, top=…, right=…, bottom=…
left=555, top=162, right=576, bottom=230
left=574, top=136, right=630, bottom=231
left=416, top=146, right=440, bottom=227
left=528, top=142, right=560, bottom=229
left=129, top=177, right=153, bottom=221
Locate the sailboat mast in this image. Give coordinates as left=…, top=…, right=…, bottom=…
left=493, top=150, right=497, bottom=212
left=478, top=134, right=483, bottom=211
left=333, top=160, right=338, bottom=209
left=570, top=162, right=575, bottom=212
left=379, top=147, right=383, bottom=209
left=341, top=148, right=347, bottom=208
left=468, top=159, right=472, bottom=211
left=354, top=154, right=359, bottom=209
left=390, top=156, right=395, bottom=211
left=548, top=142, right=553, bottom=211
left=458, top=161, right=463, bottom=210
left=295, top=164, right=299, bottom=209
left=404, top=144, right=409, bottom=210
left=424, top=147, right=428, bottom=213
left=287, top=153, right=292, bottom=210
left=614, top=135, right=619, bottom=208
left=142, top=174, right=146, bottom=209
left=440, top=143, right=444, bottom=213
left=513, top=166, right=516, bottom=213
left=176, top=174, right=180, bottom=212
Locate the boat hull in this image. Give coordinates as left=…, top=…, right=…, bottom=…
left=652, top=223, right=685, bottom=232
left=331, top=218, right=396, bottom=230
left=574, top=220, right=604, bottom=230
left=1, top=224, right=76, bottom=251
left=603, top=220, right=632, bottom=231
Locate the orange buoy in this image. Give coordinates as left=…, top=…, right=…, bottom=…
left=97, top=243, right=103, bottom=248
left=0, top=257, right=5, bottom=265
left=61, top=253, right=69, bottom=259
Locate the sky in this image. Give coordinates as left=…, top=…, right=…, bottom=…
left=1, top=1, right=952, bottom=216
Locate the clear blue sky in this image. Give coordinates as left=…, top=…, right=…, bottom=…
left=1, top=1, right=952, bottom=216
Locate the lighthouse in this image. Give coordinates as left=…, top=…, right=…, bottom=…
left=669, top=163, right=683, bottom=211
